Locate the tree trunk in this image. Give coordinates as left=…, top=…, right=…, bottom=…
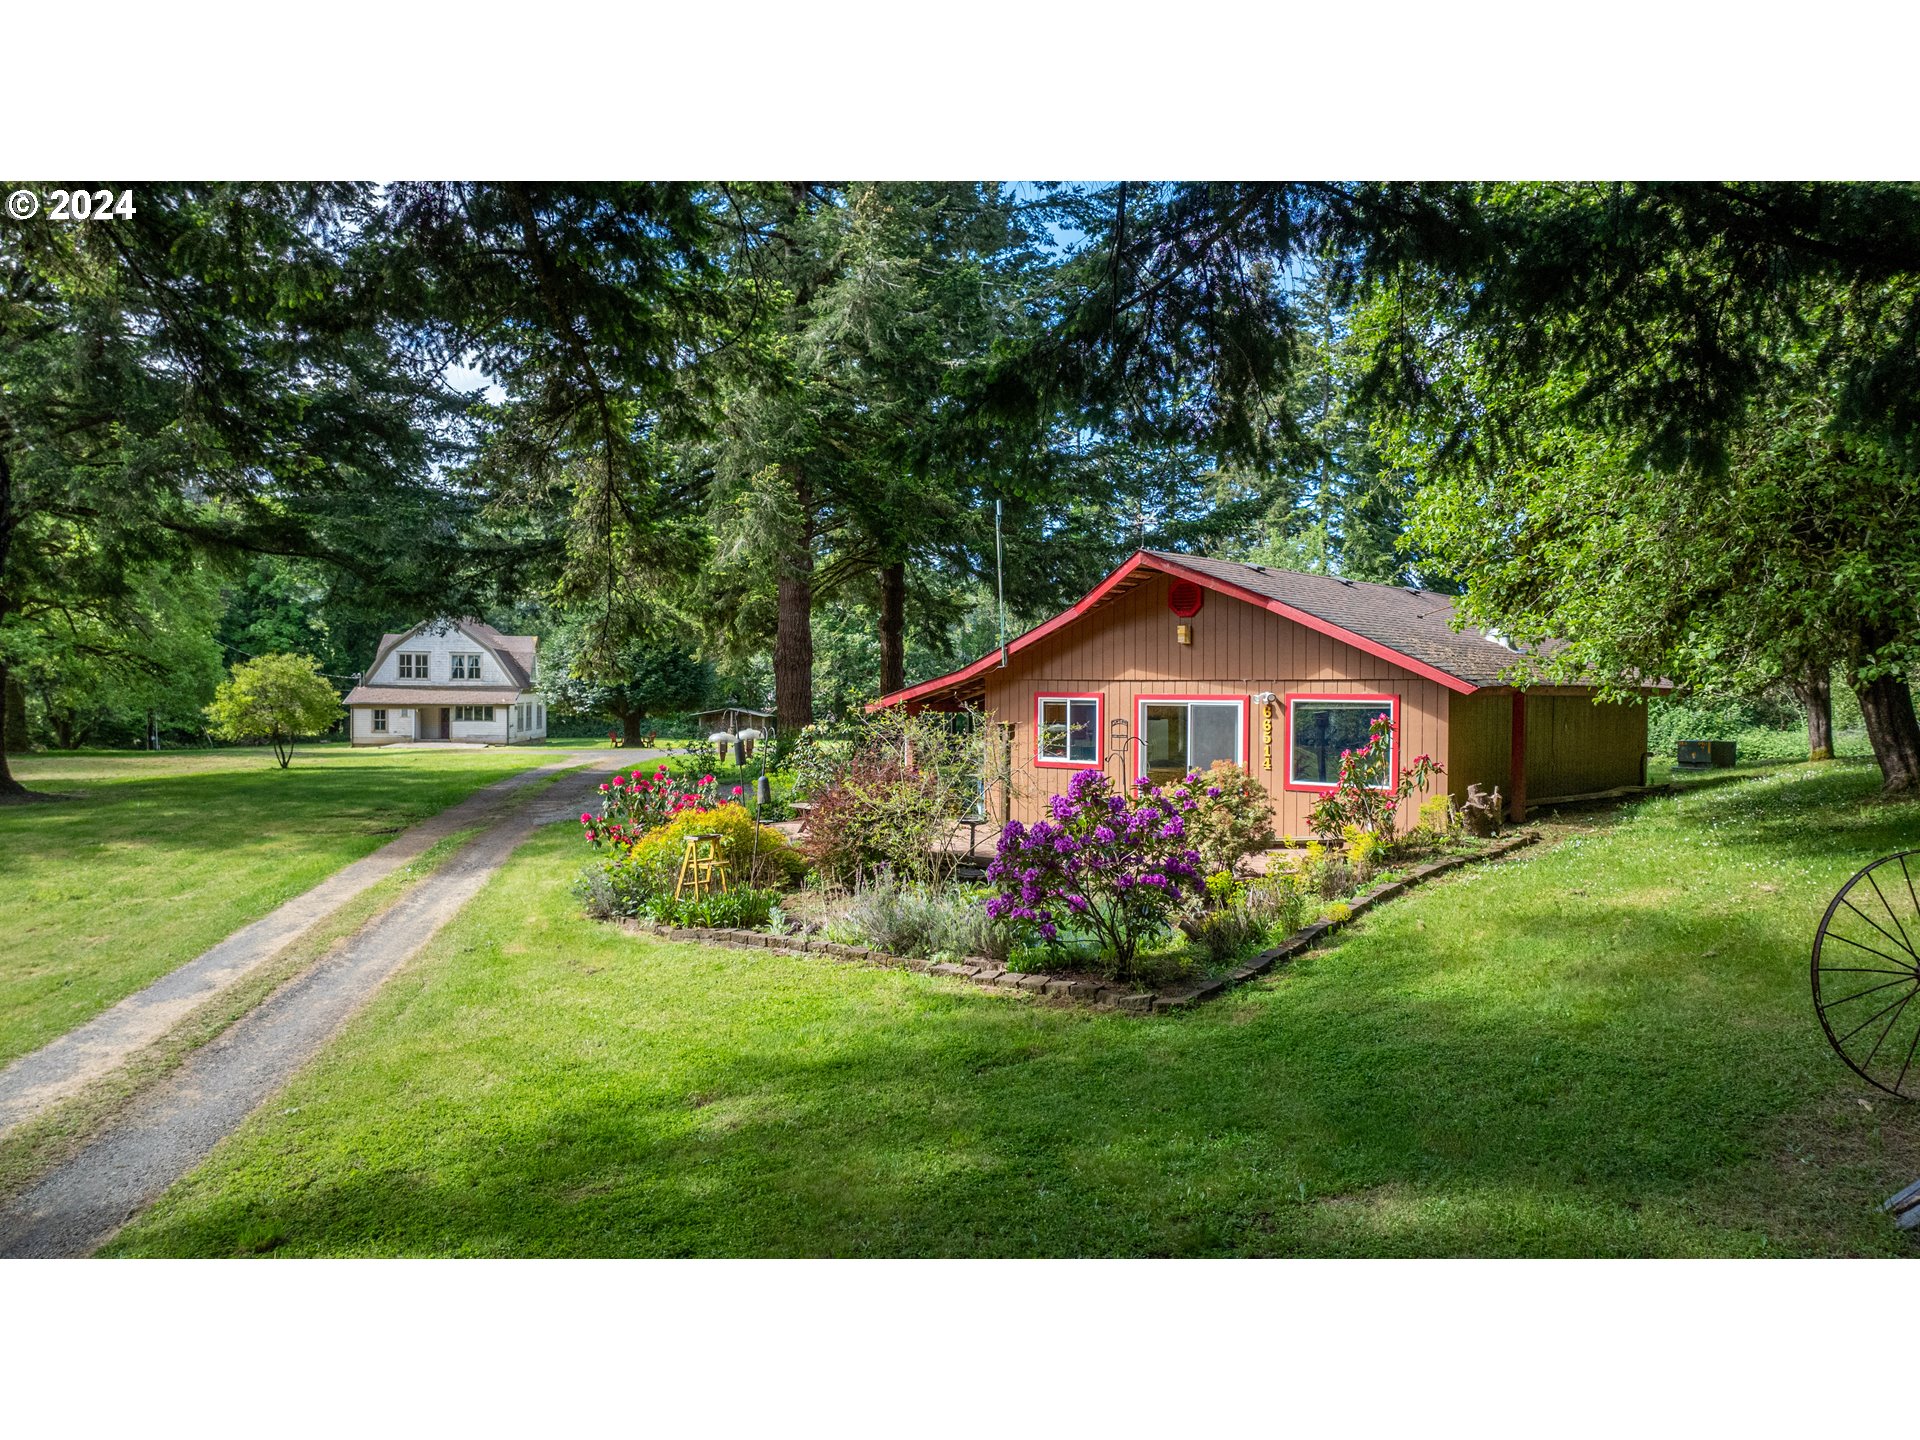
left=774, top=472, right=815, bottom=735
left=1853, top=672, right=1920, bottom=795
left=1792, top=667, right=1835, bottom=761
left=621, top=709, right=642, bottom=747
left=3, top=669, right=26, bottom=753
left=879, top=560, right=906, bottom=697
left=0, top=440, right=23, bottom=796
left=53, top=708, right=78, bottom=750
left=0, top=658, right=24, bottom=797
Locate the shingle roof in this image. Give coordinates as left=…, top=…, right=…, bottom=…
left=460, top=620, right=536, bottom=690
left=363, top=619, right=537, bottom=691
left=872, top=549, right=1605, bottom=713
left=1142, top=552, right=1543, bottom=689
left=343, top=685, right=525, bottom=707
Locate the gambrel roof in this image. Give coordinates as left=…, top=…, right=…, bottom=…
left=343, top=618, right=539, bottom=708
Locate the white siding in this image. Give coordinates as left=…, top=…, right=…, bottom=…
left=450, top=707, right=511, bottom=742
left=350, top=705, right=417, bottom=745
left=369, top=624, right=520, bottom=688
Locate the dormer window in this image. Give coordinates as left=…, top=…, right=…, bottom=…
left=398, top=652, right=428, bottom=679
left=451, top=653, right=482, bottom=680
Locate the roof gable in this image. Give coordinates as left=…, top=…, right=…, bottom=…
left=873, top=551, right=1555, bottom=712
left=1140, top=553, right=1537, bottom=690
left=364, top=618, right=537, bottom=691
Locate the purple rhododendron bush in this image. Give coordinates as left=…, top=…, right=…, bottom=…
left=984, top=767, right=1209, bottom=978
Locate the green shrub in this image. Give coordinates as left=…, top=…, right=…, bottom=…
left=793, top=708, right=996, bottom=883
left=1187, top=762, right=1276, bottom=874
left=572, top=865, right=626, bottom=920
left=1243, top=873, right=1310, bottom=936
left=1179, top=871, right=1311, bottom=964
left=1299, top=840, right=1355, bottom=899
left=575, top=803, right=804, bottom=922
left=1341, top=824, right=1385, bottom=877
left=627, top=803, right=807, bottom=894
left=802, top=754, right=952, bottom=884
left=826, top=871, right=1012, bottom=960
left=1417, top=793, right=1457, bottom=835
left=1180, top=902, right=1266, bottom=964
left=639, top=887, right=780, bottom=930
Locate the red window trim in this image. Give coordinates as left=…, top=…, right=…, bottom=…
left=1282, top=692, right=1401, bottom=794
left=1133, top=693, right=1250, bottom=787
left=1033, top=691, right=1104, bottom=769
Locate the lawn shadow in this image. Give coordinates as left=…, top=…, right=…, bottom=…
left=109, top=761, right=1920, bottom=1258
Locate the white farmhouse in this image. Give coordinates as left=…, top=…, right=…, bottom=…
left=342, top=619, right=548, bottom=746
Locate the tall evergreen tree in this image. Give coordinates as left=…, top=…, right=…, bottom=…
left=0, top=183, right=467, bottom=795
left=706, top=183, right=1049, bottom=728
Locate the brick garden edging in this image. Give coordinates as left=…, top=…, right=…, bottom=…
left=624, top=830, right=1541, bottom=1015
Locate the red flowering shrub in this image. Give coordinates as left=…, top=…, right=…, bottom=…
left=580, top=766, right=724, bottom=849
left=800, top=753, right=949, bottom=883
left=1306, top=715, right=1444, bottom=844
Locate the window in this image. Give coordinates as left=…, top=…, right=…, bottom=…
left=1035, top=694, right=1101, bottom=767
left=1136, top=696, right=1244, bottom=784
left=1286, top=694, right=1398, bottom=791
left=397, top=652, right=428, bottom=679
left=451, top=653, right=482, bottom=679
left=371, top=709, right=387, bottom=733
left=454, top=705, right=496, bottom=722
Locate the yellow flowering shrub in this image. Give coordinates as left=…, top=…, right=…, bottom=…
left=626, top=803, right=808, bottom=895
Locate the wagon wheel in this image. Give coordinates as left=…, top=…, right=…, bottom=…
left=1812, top=852, right=1920, bottom=1099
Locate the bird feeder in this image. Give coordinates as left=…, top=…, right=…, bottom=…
left=708, top=730, right=736, bottom=764
left=737, top=726, right=763, bottom=762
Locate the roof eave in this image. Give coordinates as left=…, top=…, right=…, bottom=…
left=870, top=550, right=1482, bottom=711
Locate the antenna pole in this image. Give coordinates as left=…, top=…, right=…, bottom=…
left=995, top=498, right=1008, bottom=667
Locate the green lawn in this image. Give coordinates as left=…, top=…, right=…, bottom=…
left=108, top=759, right=1920, bottom=1257
left=0, top=745, right=564, bottom=1065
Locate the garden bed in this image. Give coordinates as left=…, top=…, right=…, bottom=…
left=625, top=830, right=1540, bottom=1013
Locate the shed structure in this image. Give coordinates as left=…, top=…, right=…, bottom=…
left=872, top=551, right=1660, bottom=834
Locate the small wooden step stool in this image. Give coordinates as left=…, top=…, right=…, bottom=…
left=674, top=833, right=732, bottom=901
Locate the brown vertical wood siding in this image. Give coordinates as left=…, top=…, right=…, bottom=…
left=1523, top=695, right=1648, bottom=799
left=981, top=571, right=1453, bottom=836
left=1443, top=689, right=1512, bottom=804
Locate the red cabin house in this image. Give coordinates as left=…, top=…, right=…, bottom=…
left=871, top=551, right=1659, bottom=834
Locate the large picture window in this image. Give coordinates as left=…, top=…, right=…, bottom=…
left=1136, top=696, right=1245, bottom=785
left=454, top=705, right=496, bottom=722
left=1035, top=693, right=1101, bottom=767
left=1287, top=694, right=1398, bottom=791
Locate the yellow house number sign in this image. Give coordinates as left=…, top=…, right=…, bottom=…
left=1261, top=701, right=1274, bottom=771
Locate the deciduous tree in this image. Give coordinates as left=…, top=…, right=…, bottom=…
left=204, top=653, right=342, bottom=768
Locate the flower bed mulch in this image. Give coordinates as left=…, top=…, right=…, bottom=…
left=622, top=830, right=1541, bottom=1015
